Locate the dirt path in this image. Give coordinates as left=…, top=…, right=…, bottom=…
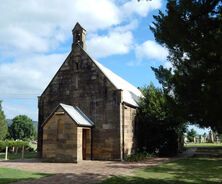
left=0, top=149, right=195, bottom=184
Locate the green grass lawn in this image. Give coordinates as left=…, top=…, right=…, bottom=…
left=0, top=146, right=221, bottom=184
left=0, top=167, right=49, bottom=184
left=101, top=157, right=222, bottom=184
left=0, top=152, right=37, bottom=160
left=185, top=143, right=222, bottom=147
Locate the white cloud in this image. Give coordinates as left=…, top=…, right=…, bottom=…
left=87, top=31, right=133, bottom=58
left=0, top=0, right=121, bottom=53
left=74, top=0, right=120, bottom=31
left=0, top=53, right=67, bottom=96
left=0, top=0, right=162, bottom=54
left=87, top=20, right=138, bottom=58
left=0, top=0, right=163, bottom=119
left=135, top=40, right=168, bottom=61
left=121, top=0, right=162, bottom=17
left=0, top=53, right=68, bottom=120
left=0, top=0, right=163, bottom=57
left=112, top=19, right=138, bottom=32
left=5, top=26, right=49, bottom=52
left=2, top=101, right=38, bottom=120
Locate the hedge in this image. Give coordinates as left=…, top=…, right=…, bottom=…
left=0, top=140, right=28, bottom=149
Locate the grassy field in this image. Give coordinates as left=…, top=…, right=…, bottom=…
left=185, top=143, right=222, bottom=147
left=101, top=156, right=222, bottom=184
left=0, top=152, right=37, bottom=160
left=101, top=145, right=222, bottom=184
left=0, top=146, right=221, bottom=184
left=0, top=167, right=49, bottom=184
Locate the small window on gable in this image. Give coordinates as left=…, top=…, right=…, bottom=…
left=57, top=119, right=64, bottom=141
left=74, top=74, right=79, bottom=89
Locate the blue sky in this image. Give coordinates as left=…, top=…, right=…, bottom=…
left=0, top=0, right=209, bottom=134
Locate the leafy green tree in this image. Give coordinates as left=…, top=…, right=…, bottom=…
left=9, top=115, right=36, bottom=140
left=0, top=101, right=8, bottom=140
left=137, top=84, right=186, bottom=156
left=150, top=0, right=222, bottom=132
left=187, top=128, right=197, bottom=142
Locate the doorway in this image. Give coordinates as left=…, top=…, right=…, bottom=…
left=82, top=129, right=87, bottom=160
left=82, top=128, right=91, bottom=160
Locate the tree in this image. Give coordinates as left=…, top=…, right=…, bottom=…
left=9, top=115, right=36, bottom=140
left=0, top=101, right=8, bottom=140
left=150, top=0, right=222, bottom=132
left=187, top=128, right=197, bottom=142
left=137, top=84, right=186, bottom=156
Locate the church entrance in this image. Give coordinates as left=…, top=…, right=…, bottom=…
left=82, top=128, right=91, bottom=160
left=82, top=129, right=87, bottom=160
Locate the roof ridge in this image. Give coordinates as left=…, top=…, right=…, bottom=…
left=78, top=45, right=141, bottom=94
left=79, top=44, right=143, bottom=107
left=92, top=59, right=142, bottom=95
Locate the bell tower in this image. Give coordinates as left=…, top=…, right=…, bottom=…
left=72, top=22, right=86, bottom=50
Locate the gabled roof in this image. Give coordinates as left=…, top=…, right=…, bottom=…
left=40, top=43, right=143, bottom=107
left=72, top=22, right=86, bottom=32
left=42, top=103, right=94, bottom=127
left=92, top=59, right=143, bottom=107
left=60, top=103, right=94, bottom=127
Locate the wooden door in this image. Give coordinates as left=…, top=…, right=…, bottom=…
left=82, top=129, right=87, bottom=160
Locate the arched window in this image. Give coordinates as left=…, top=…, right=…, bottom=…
left=75, top=31, right=81, bottom=43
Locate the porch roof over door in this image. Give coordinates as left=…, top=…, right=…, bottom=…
left=60, top=103, right=94, bottom=127
left=42, top=103, right=94, bottom=127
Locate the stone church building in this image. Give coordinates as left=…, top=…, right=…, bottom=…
left=38, top=23, right=143, bottom=162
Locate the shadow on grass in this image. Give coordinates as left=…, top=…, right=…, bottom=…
left=0, top=172, right=109, bottom=184
left=0, top=173, right=50, bottom=184
left=102, top=157, right=222, bottom=184
left=146, top=158, right=222, bottom=183
left=101, top=176, right=222, bottom=184
left=194, top=147, right=222, bottom=157
left=0, top=152, right=38, bottom=161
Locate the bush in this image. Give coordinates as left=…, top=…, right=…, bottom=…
left=136, top=85, right=186, bottom=156
left=0, top=140, right=29, bottom=152
left=125, top=151, right=153, bottom=162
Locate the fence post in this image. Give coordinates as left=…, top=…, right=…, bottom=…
left=5, top=146, right=8, bottom=160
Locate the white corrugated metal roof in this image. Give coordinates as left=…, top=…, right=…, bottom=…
left=93, top=59, right=143, bottom=107
left=60, top=103, right=94, bottom=127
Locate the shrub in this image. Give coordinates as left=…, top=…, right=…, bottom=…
left=136, top=85, right=186, bottom=156
left=125, top=151, right=153, bottom=162
left=0, top=140, right=29, bottom=152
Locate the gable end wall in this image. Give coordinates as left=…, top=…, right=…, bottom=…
left=38, top=44, right=122, bottom=160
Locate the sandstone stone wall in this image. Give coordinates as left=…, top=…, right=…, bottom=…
left=77, top=127, right=82, bottom=161
left=122, top=104, right=137, bottom=158
left=39, top=44, right=122, bottom=160
left=42, top=108, right=78, bottom=162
